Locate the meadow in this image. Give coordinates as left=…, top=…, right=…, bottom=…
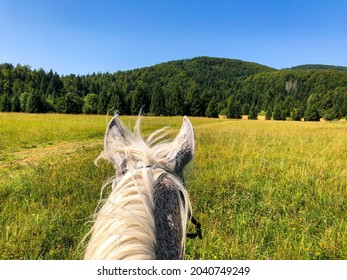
left=0, top=112, right=346, bottom=259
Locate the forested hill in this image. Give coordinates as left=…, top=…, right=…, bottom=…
left=1, top=56, right=347, bottom=121
left=290, top=64, right=347, bottom=71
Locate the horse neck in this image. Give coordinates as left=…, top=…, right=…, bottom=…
left=153, top=172, right=190, bottom=259
left=84, top=168, right=157, bottom=260
left=84, top=167, right=189, bottom=260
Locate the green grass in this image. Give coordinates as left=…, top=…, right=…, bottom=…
left=1, top=113, right=347, bottom=259
left=186, top=120, right=347, bottom=259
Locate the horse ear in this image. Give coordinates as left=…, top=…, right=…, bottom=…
left=168, top=116, right=195, bottom=173
left=104, top=115, right=129, bottom=170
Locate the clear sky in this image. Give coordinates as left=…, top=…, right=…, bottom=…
left=1, top=0, right=347, bottom=75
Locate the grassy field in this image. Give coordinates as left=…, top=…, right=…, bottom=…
left=1, top=112, right=347, bottom=260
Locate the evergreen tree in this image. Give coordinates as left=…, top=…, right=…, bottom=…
left=12, top=79, right=25, bottom=96
left=150, top=85, right=166, bottom=116
left=200, top=90, right=213, bottom=116
left=297, top=105, right=305, bottom=120
left=273, top=105, right=284, bottom=120
left=227, top=97, right=242, bottom=119
left=304, top=104, right=320, bottom=121
left=248, top=104, right=258, bottom=120
left=19, top=92, right=30, bottom=112
left=190, top=85, right=204, bottom=116
left=234, top=101, right=242, bottom=119
left=46, top=73, right=62, bottom=96
left=11, top=95, right=21, bottom=112
left=88, top=82, right=98, bottom=96
left=183, top=101, right=191, bottom=116
left=323, top=105, right=340, bottom=121
left=242, top=103, right=250, bottom=115
left=45, top=95, right=55, bottom=112
left=205, top=98, right=219, bottom=118
left=124, top=94, right=132, bottom=115
left=226, top=97, right=235, bottom=119
left=108, top=88, right=126, bottom=115
left=291, top=109, right=302, bottom=121
left=97, top=91, right=108, bottom=115
left=25, top=92, right=41, bottom=113
left=55, top=96, right=67, bottom=113
left=167, top=85, right=184, bottom=116
left=280, top=107, right=288, bottom=120
left=131, top=84, right=148, bottom=115
left=265, top=109, right=272, bottom=120
left=0, top=94, right=11, bottom=112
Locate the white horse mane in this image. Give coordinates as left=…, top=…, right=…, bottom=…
left=84, top=116, right=194, bottom=259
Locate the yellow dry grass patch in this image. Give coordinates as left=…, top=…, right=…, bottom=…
left=0, top=140, right=102, bottom=175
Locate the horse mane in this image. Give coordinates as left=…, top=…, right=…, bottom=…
left=83, top=118, right=191, bottom=259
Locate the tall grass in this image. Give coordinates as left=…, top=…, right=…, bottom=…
left=0, top=113, right=346, bottom=259
left=186, top=120, right=347, bottom=259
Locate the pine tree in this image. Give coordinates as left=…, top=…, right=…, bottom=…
left=19, top=92, right=30, bottom=112
left=265, top=109, right=272, bottom=120
left=131, top=84, right=148, bottom=115
left=45, top=95, right=55, bottom=112
left=46, top=72, right=63, bottom=97
left=297, top=105, right=305, bottom=121
left=242, top=103, right=250, bottom=115
left=167, top=86, right=183, bottom=116
left=183, top=101, right=191, bottom=116
left=205, top=99, right=219, bottom=118
left=0, top=94, right=11, bottom=112
left=304, top=104, right=320, bottom=121
left=280, top=107, right=288, bottom=121
left=25, top=92, right=41, bottom=113
left=323, top=105, right=340, bottom=121
left=11, top=95, right=21, bottom=112
left=108, top=89, right=126, bottom=115
left=234, top=101, right=242, bottom=119
left=291, top=109, right=301, bottom=121
left=190, top=85, right=204, bottom=116
left=226, top=97, right=235, bottom=119
left=227, top=97, right=241, bottom=119
left=97, top=90, right=108, bottom=115
left=150, top=85, right=166, bottom=116
left=273, top=105, right=283, bottom=120
left=248, top=104, right=258, bottom=120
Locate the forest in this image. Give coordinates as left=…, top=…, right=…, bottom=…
left=1, top=56, right=347, bottom=121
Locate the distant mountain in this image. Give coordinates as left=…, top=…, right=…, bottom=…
left=147, top=56, right=275, bottom=77
left=118, top=56, right=275, bottom=98
left=112, top=56, right=275, bottom=113
left=290, top=64, right=347, bottom=71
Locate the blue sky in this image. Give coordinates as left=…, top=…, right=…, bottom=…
left=1, top=0, right=347, bottom=75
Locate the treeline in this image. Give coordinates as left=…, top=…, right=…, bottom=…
left=235, top=69, right=347, bottom=121
left=1, top=57, right=347, bottom=121
left=290, top=64, right=347, bottom=71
